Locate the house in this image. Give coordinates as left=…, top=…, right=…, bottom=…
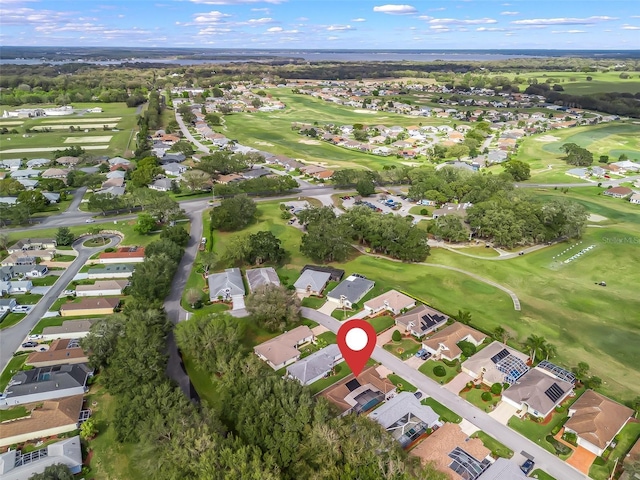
left=410, top=422, right=491, bottom=479
left=26, top=158, right=50, bottom=168
left=0, top=158, right=22, bottom=170
left=75, top=279, right=128, bottom=297
left=314, top=170, right=334, bottom=180
left=254, top=325, right=314, bottom=370
left=462, top=341, right=530, bottom=386
left=241, top=167, right=270, bottom=179
left=8, top=238, right=56, bottom=253
left=327, top=275, right=375, bottom=309
left=0, top=364, right=92, bottom=407
left=149, top=178, right=174, bottom=191
left=0, top=395, right=85, bottom=448
left=629, top=193, right=640, bottom=205
left=41, top=168, right=70, bottom=179
left=9, top=169, right=40, bottom=179
left=368, top=392, right=441, bottom=448
left=87, top=263, right=135, bottom=279
left=610, top=160, right=640, bottom=173
left=320, top=366, right=396, bottom=416
left=16, top=178, right=39, bottom=190
left=8, top=264, right=48, bottom=277
left=163, top=162, right=187, bottom=176
left=604, top=186, right=633, bottom=199
left=42, top=192, right=61, bottom=203
left=106, top=170, right=126, bottom=179
left=41, top=319, right=97, bottom=341
left=363, top=290, right=416, bottom=316
left=477, top=458, right=529, bottom=480
left=208, top=268, right=245, bottom=301
left=0, top=298, right=17, bottom=314
left=0, top=196, right=18, bottom=205
left=294, top=269, right=331, bottom=296
left=563, top=389, right=633, bottom=456
left=286, top=344, right=343, bottom=386
left=432, top=203, right=472, bottom=220
left=5, top=280, right=33, bottom=294
left=300, top=265, right=344, bottom=282
left=216, top=173, right=243, bottom=184
left=395, top=305, right=449, bottom=338
left=98, top=246, right=145, bottom=264
left=108, top=156, right=131, bottom=167
left=26, top=338, right=88, bottom=368
left=0, top=436, right=83, bottom=479
left=423, top=323, right=487, bottom=362
left=566, top=168, right=588, bottom=179
left=246, top=267, right=280, bottom=293
left=502, top=367, right=574, bottom=419
left=100, top=186, right=126, bottom=196
left=59, top=297, right=120, bottom=317
left=101, top=177, right=124, bottom=189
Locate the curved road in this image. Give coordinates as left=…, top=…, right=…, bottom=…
left=0, top=234, right=121, bottom=373
left=300, top=307, right=587, bottom=480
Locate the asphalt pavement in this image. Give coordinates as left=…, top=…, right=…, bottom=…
left=300, top=307, right=589, bottom=480
left=0, top=235, right=121, bottom=373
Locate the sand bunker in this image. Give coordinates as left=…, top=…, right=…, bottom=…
left=0, top=145, right=109, bottom=154
left=41, top=117, right=122, bottom=124
left=64, top=136, right=113, bottom=143
left=353, top=109, right=378, bottom=114
left=298, top=139, right=321, bottom=145
left=254, top=141, right=274, bottom=146
left=588, top=214, right=608, bottom=222
left=535, top=135, right=560, bottom=142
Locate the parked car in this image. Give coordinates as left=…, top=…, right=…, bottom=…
left=62, top=289, right=76, bottom=297
left=12, top=305, right=31, bottom=313
left=414, top=391, right=423, bottom=400
left=28, top=334, right=43, bottom=340
left=520, top=459, right=535, bottom=476
left=85, top=218, right=95, bottom=223
left=415, top=349, right=427, bottom=358
left=420, top=352, right=432, bottom=360
left=21, top=341, right=38, bottom=348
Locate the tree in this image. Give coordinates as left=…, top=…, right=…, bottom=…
left=504, top=160, right=531, bottom=181
left=177, top=103, right=195, bottom=124
left=185, top=288, right=203, bottom=308
left=598, top=155, right=609, bottom=164
left=542, top=342, right=557, bottom=360
left=210, top=195, right=257, bottom=232
left=169, top=140, right=195, bottom=156
left=247, top=231, right=285, bottom=265
left=490, top=383, right=503, bottom=395
left=28, top=464, right=74, bottom=480
left=0, top=232, right=8, bottom=250
left=88, top=192, right=122, bottom=215
left=134, top=213, right=157, bottom=235
left=355, top=178, right=375, bottom=197
left=181, top=170, right=210, bottom=191
left=82, top=316, right=127, bottom=370
left=80, top=417, right=98, bottom=440
left=572, top=361, right=590, bottom=379
left=524, top=334, right=548, bottom=364
left=585, top=376, right=602, bottom=389
left=0, top=178, right=25, bottom=196
left=392, top=330, right=402, bottom=342
left=493, top=326, right=511, bottom=344
left=432, top=215, right=468, bottom=242
left=562, top=143, right=594, bottom=166
left=160, top=225, right=190, bottom=247
left=17, top=190, right=48, bottom=213
left=55, top=226, right=75, bottom=246
left=455, top=310, right=472, bottom=325
left=198, top=250, right=217, bottom=275
left=245, top=284, right=300, bottom=332
left=205, top=113, right=222, bottom=125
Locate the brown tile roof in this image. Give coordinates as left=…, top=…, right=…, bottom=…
left=60, top=297, right=120, bottom=312
left=410, top=423, right=490, bottom=479
left=98, top=247, right=144, bottom=260
left=254, top=325, right=313, bottom=367
left=364, top=290, right=415, bottom=313
left=75, top=280, right=128, bottom=293
left=0, top=395, right=83, bottom=442
left=605, top=186, right=633, bottom=196
left=423, top=323, right=487, bottom=359
left=565, top=390, right=633, bottom=450
left=26, top=339, right=88, bottom=366
left=320, top=366, right=395, bottom=414
left=42, top=320, right=96, bottom=336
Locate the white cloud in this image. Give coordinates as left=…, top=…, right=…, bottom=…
left=327, top=36, right=339, bottom=40
left=476, top=27, right=506, bottom=31
left=247, top=17, right=274, bottom=24
left=193, top=11, right=231, bottom=24
left=512, top=16, right=617, bottom=26
left=327, top=24, right=353, bottom=31
left=266, top=26, right=283, bottom=32
left=190, top=0, right=284, bottom=4
left=251, top=7, right=270, bottom=12
left=622, top=25, right=640, bottom=30
left=351, top=18, right=366, bottom=22
left=429, top=7, right=446, bottom=11
left=500, top=11, right=519, bottom=15
left=551, top=29, right=586, bottom=34
left=372, top=4, right=417, bottom=15
left=430, top=25, right=450, bottom=31
left=427, top=17, right=497, bottom=25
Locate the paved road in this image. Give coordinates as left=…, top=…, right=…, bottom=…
left=163, top=202, right=206, bottom=400
left=301, top=307, right=588, bottom=480
left=175, top=112, right=210, bottom=154
left=65, top=186, right=87, bottom=213
left=0, top=234, right=121, bottom=373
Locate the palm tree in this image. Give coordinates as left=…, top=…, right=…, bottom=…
left=542, top=343, right=557, bottom=361
left=524, top=334, right=547, bottom=364
left=493, top=326, right=511, bottom=344
left=455, top=310, right=472, bottom=325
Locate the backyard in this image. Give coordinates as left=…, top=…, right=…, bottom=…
left=589, top=421, right=640, bottom=480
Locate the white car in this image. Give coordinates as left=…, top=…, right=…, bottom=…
left=85, top=218, right=95, bottom=223
left=11, top=305, right=31, bottom=313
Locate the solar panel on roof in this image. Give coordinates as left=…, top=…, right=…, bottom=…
left=490, top=348, right=510, bottom=364
left=545, top=383, right=565, bottom=403
left=345, top=379, right=361, bottom=392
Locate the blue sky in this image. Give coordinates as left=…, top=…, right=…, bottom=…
left=0, top=0, right=638, bottom=49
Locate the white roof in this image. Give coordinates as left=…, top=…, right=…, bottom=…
left=369, top=391, right=439, bottom=429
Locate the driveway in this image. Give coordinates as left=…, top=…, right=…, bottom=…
left=317, top=301, right=337, bottom=315
left=403, top=356, right=424, bottom=369
left=232, top=295, right=246, bottom=311
left=444, top=372, right=474, bottom=394
left=29, top=286, right=51, bottom=295
left=376, top=326, right=400, bottom=347
left=566, top=446, right=597, bottom=475
left=489, top=401, right=519, bottom=425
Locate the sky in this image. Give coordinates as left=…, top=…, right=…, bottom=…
left=0, top=0, right=639, bottom=50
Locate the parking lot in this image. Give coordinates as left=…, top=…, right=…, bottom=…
left=340, top=193, right=417, bottom=218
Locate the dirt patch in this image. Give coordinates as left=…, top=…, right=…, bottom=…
left=535, top=135, right=560, bottom=142
left=64, top=136, right=113, bottom=143
left=353, top=109, right=378, bottom=114
left=588, top=214, right=608, bottom=222
left=298, top=139, right=321, bottom=145
left=254, top=141, right=274, bottom=146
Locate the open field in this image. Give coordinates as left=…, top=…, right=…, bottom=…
left=64, top=135, right=113, bottom=143
left=221, top=89, right=463, bottom=170
left=0, top=102, right=139, bottom=160
left=492, top=70, right=640, bottom=95
left=499, top=121, right=640, bottom=183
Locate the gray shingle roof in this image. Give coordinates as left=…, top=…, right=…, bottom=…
left=286, top=344, right=342, bottom=385
left=327, top=275, right=375, bottom=305
left=294, top=269, right=331, bottom=293
left=246, top=267, right=280, bottom=293
left=208, top=268, right=245, bottom=299
left=368, top=391, right=439, bottom=429
left=3, top=364, right=92, bottom=399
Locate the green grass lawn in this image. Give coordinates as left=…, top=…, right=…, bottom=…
left=493, top=70, right=640, bottom=95
left=30, top=275, right=60, bottom=286
left=0, top=406, right=29, bottom=422
left=0, top=354, right=28, bottom=391
left=30, top=315, right=81, bottom=335
left=308, top=361, right=354, bottom=395
left=387, top=373, right=417, bottom=393
left=367, top=315, right=394, bottom=334
left=418, top=359, right=460, bottom=385
left=460, top=387, right=501, bottom=412
left=531, top=469, right=556, bottom=480
left=421, top=397, right=462, bottom=423
left=589, top=422, right=640, bottom=480
left=470, top=431, right=514, bottom=459
left=0, top=313, right=26, bottom=330
left=9, top=293, right=43, bottom=304
left=300, top=296, right=326, bottom=308
left=383, top=336, right=423, bottom=360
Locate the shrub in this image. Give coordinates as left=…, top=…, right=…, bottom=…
left=547, top=435, right=572, bottom=455
left=466, top=381, right=474, bottom=389
left=481, top=392, right=492, bottom=402
left=433, top=365, right=447, bottom=377
left=420, top=208, right=428, bottom=215
left=457, top=340, right=477, bottom=358
left=392, top=330, right=402, bottom=342
left=490, top=383, right=503, bottom=395
left=442, top=358, right=459, bottom=367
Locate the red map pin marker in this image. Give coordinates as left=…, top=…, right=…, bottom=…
left=337, top=319, right=377, bottom=377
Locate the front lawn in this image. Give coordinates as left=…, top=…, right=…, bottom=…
left=30, top=316, right=69, bottom=335
left=589, top=422, right=640, bottom=480
left=471, top=431, right=514, bottom=459
left=383, top=336, right=423, bottom=360
left=9, top=293, right=43, bottom=305
left=387, top=373, right=417, bottom=393
left=460, top=386, right=501, bottom=412
left=300, top=296, right=326, bottom=309
left=30, top=275, right=60, bottom=286
left=0, top=354, right=28, bottom=391
left=421, top=397, right=462, bottom=423
left=418, top=359, right=460, bottom=384
left=0, top=313, right=26, bottom=330
left=531, top=470, right=557, bottom=480
left=367, top=315, right=394, bottom=334
left=53, top=254, right=77, bottom=262
left=0, top=406, right=29, bottom=422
